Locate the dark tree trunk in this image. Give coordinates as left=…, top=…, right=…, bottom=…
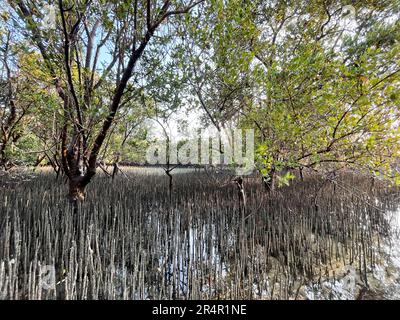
left=112, top=163, right=119, bottom=179
left=165, top=168, right=173, bottom=203
left=112, top=154, right=120, bottom=180
left=68, top=177, right=87, bottom=203
left=299, top=167, right=304, bottom=181
left=262, top=168, right=276, bottom=192
left=56, top=167, right=61, bottom=180
left=234, top=176, right=246, bottom=214
left=0, top=139, right=9, bottom=170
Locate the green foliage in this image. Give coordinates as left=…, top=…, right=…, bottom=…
left=277, top=171, right=296, bottom=188
left=236, top=1, right=400, bottom=186
left=1, top=0, right=400, bottom=187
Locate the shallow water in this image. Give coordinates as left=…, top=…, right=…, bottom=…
left=0, top=171, right=399, bottom=299
left=304, top=205, right=400, bottom=300
left=376, top=206, right=400, bottom=299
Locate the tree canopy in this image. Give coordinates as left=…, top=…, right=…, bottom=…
left=1, top=0, right=400, bottom=198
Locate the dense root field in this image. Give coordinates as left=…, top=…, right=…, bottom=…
left=0, top=168, right=399, bottom=299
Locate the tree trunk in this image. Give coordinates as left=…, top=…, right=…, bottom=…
left=262, top=168, right=276, bottom=192
left=112, top=154, right=120, bottom=180
left=165, top=168, right=173, bottom=203
left=0, top=139, right=8, bottom=170
left=112, top=163, right=119, bottom=179
left=299, top=167, right=304, bottom=181
left=68, top=177, right=86, bottom=203
left=234, top=176, right=246, bottom=214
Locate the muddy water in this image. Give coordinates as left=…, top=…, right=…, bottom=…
left=373, top=207, right=400, bottom=299
left=304, top=206, right=400, bottom=300
left=1, top=171, right=399, bottom=300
